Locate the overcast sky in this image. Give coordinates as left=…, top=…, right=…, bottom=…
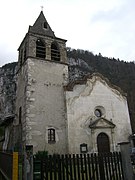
left=0, top=0, right=135, bottom=67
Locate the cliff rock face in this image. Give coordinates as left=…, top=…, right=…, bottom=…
left=68, top=58, right=92, bottom=81
left=0, top=62, right=17, bottom=120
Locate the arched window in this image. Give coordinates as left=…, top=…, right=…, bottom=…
left=44, top=22, right=48, bottom=29
left=48, top=128, right=56, bottom=143
left=51, top=42, right=60, bottom=61
left=97, top=133, right=110, bottom=153
left=36, top=39, right=46, bottom=59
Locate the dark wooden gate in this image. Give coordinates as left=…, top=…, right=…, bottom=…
left=33, top=152, right=124, bottom=180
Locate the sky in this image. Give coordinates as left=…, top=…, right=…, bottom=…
left=0, top=0, right=135, bottom=67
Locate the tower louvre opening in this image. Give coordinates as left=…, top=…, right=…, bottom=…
left=51, top=42, right=60, bottom=61
left=36, top=39, right=46, bottom=59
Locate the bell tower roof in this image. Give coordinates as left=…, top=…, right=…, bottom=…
left=28, top=11, right=55, bottom=37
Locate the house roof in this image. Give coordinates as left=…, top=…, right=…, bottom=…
left=28, top=11, right=55, bottom=37
left=64, top=73, right=126, bottom=97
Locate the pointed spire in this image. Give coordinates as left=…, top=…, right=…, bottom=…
left=29, top=11, right=55, bottom=37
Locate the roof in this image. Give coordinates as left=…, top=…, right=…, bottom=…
left=28, top=11, right=55, bottom=37
left=18, top=11, right=67, bottom=51
left=64, top=73, right=126, bottom=97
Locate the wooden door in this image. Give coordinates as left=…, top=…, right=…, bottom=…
left=97, top=133, right=110, bottom=153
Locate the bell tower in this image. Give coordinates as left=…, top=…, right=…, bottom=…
left=15, top=11, right=68, bottom=154
left=18, top=11, right=67, bottom=67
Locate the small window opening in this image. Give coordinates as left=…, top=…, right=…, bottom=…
left=0, top=102, right=2, bottom=112
left=48, top=128, right=56, bottom=143
left=20, top=50, right=23, bottom=66
left=51, top=42, right=60, bottom=61
left=36, top=39, right=46, bottom=59
left=24, top=46, right=26, bottom=61
left=19, top=107, right=22, bottom=124
left=44, top=22, right=48, bottom=29
left=95, top=109, right=102, bottom=117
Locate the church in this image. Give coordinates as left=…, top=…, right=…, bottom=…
left=11, top=11, right=132, bottom=154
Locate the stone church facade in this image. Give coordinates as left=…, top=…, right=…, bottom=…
left=65, top=74, right=131, bottom=153
left=2, top=11, right=132, bottom=154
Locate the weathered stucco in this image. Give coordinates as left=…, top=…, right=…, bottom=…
left=16, top=58, right=69, bottom=154
left=66, top=75, right=132, bottom=154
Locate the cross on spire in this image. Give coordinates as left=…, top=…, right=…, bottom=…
left=41, top=6, right=44, bottom=11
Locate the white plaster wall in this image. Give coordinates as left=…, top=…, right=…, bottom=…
left=25, top=58, right=68, bottom=154
left=66, top=76, right=132, bottom=154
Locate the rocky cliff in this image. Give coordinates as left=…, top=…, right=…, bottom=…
left=0, top=62, right=17, bottom=120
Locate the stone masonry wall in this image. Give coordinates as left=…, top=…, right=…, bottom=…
left=23, top=58, right=69, bottom=154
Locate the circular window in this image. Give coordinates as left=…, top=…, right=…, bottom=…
left=95, top=109, right=102, bottom=117
left=94, top=106, right=105, bottom=117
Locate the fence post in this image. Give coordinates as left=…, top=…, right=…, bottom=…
left=12, top=152, right=18, bottom=180
left=119, top=142, right=134, bottom=180
left=98, top=154, right=105, bottom=180
left=25, top=145, right=33, bottom=180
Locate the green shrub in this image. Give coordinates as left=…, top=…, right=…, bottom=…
left=34, top=150, right=48, bottom=160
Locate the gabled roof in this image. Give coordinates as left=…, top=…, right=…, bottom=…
left=64, top=73, right=126, bottom=97
left=89, top=117, right=115, bottom=129
left=28, top=11, right=55, bottom=37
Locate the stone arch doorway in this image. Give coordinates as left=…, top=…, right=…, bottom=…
left=97, top=133, right=110, bottom=153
